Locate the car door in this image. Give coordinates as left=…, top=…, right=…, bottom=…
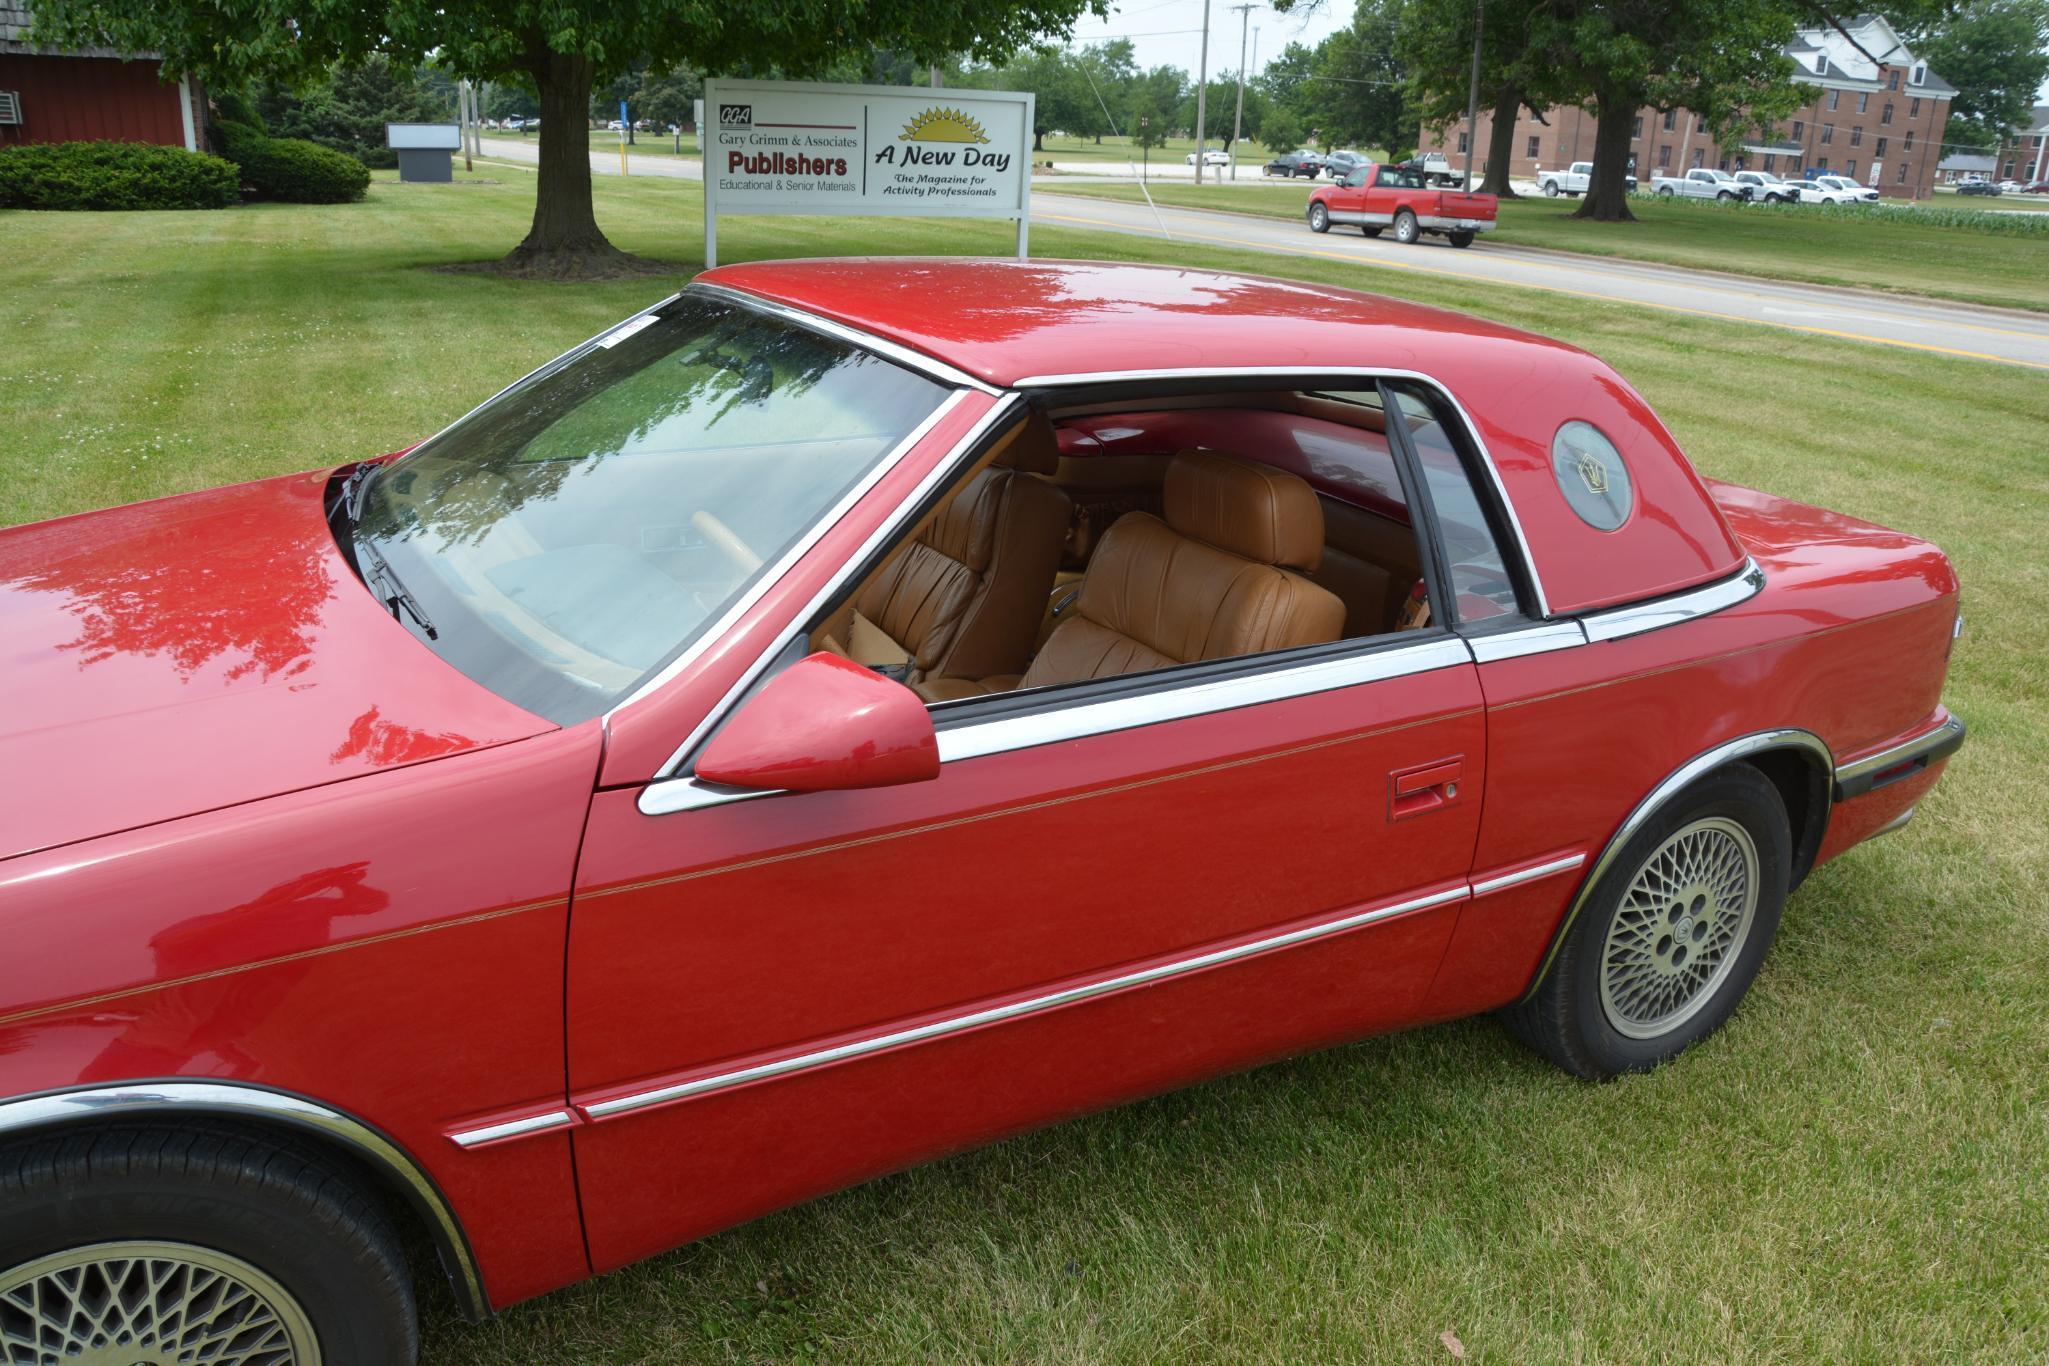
left=562, top=392, right=1492, bottom=1272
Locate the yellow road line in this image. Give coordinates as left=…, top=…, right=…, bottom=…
left=1037, top=209, right=2049, bottom=371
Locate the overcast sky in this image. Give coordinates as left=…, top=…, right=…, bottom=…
left=1060, top=0, right=1352, bottom=80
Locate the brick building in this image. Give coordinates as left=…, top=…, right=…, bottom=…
left=1419, top=15, right=1956, bottom=199
left=0, top=2, right=206, bottom=149
left=1991, top=104, right=2048, bottom=184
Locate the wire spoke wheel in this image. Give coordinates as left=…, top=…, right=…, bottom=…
left=1599, top=816, right=1760, bottom=1040
left=0, top=1240, right=319, bottom=1366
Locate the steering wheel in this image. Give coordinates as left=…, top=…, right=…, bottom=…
left=691, top=511, right=763, bottom=575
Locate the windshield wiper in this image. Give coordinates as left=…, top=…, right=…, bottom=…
left=337, top=461, right=377, bottom=524
left=358, top=541, right=438, bottom=640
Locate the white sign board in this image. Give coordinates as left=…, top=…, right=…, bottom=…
left=701, top=78, right=1034, bottom=268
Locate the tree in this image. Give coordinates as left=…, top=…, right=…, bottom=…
left=1400, top=0, right=1570, bottom=195
left=28, top=0, right=1107, bottom=278
left=1905, top=0, right=2049, bottom=155
left=1180, top=73, right=1264, bottom=148
left=1306, top=1, right=1417, bottom=153
left=253, top=56, right=453, bottom=167
left=1259, top=108, right=1307, bottom=155
left=1130, top=64, right=1187, bottom=144
left=1522, top=0, right=1809, bottom=221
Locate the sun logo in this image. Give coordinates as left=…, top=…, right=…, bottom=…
left=900, top=107, right=991, bottom=144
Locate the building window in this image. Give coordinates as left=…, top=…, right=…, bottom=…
left=1875, top=136, right=1888, bottom=158
left=1881, top=103, right=1893, bottom=126
left=1857, top=92, right=1869, bottom=113
left=1691, top=147, right=1704, bottom=168
left=1828, top=89, right=1840, bottom=111
left=1658, top=144, right=1671, bottom=168
left=2006, top=160, right=2018, bottom=177
left=1850, top=126, right=1863, bottom=147
left=1910, top=97, right=1920, bottom=117
left=1764, top=153, right=1777, bottom=172
left=1816, top=156, right=1829, bottom=170
left=1527, top=135, right=1540, bottom=159
left=1897, top=161, right=1908, bottom=183
left=1820, top=123, right=1834, bottom=145
left=1846, top=158, right=1857, bottom=179
left=1663, top=110, right=1676, bottom=131
left=1633, top=115, right=1643, bottom=137
left=1457, top=131, right=1468, bottom=153
left=1888, top=70, right=1900, bottom=91
left=1904, top=129, right=1914, bottom=150
left=1792, top=119, right=1804, bottom=140
left=1911, top=62, right=1926, bottom=86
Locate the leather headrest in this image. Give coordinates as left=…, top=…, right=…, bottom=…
left=1163, top=450, right=1324, bottom=571
left=990, top=413, right=1061, bottom=475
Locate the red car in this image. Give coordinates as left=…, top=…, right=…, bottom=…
left=0, top=260, right=1962, bottom=1362
left=1308, top=161, right=1498, bottom=246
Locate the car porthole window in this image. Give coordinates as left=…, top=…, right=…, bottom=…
left=1551, top=420, right=1634, bottom=531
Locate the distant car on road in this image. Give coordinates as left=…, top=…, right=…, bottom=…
left=1263, top=150, right=1323, bottom=178
left=1732, top=170, right=1799, bottom=203
left=1321, top=150, right=1368, bottom=180
left=1812, top=175, right=1879, bottom=202
left=1996, top=179, right=2023, bottom=194
left=1651, top=168, right=1755, bottom=201
left=1308, top=161, right=1497, bottom=247
left=1185, top=148, right=1233, bottom=168
left=2025, top=180, right=2049, bottom=195
left=1536, top=161, right=1639, bottom=197
left=1955, top=178, right=2000, bottom=196
left=1783, top=179, right=1854, bottom=204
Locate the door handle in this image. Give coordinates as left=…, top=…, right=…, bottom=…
left=1389, top=757, right=1465, bottom=820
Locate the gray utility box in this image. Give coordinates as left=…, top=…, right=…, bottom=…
left=387, top=123, right=460, bottom=182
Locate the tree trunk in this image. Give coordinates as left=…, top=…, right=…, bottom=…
left=1572, top=89, right=1638, bottom=222
left=1034, top=129, right=1045, bottom=151
left=495, top=46, right=663, bottom=279
left=1478, top=84, right=1523, bottom=198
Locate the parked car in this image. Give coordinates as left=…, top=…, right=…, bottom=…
left=0, top=259, right=1965, bottom=1362
left=1308, top=161, right=1497, bottom=246
left=1264, top=149, right=1324, bottom=177
left=1995, top=179, right=2023, bottom=193
left=2024, top=180, right=2049, bottom=194
left=1956, top=178, right=2001, bottom=196
left=1651, top=168, right=1755, bottom=200
left=1812, top=174, right=1879, bottom=202
left=1322, top=149, right=1368, bottom=180
left=1784, top=178, right=1854, bottom=203
left=1535, top=162, right=1640, bottom=196
left=1185, top=148, right=1232, bottom=168
left=1732, top=170, right=1800, bottom=203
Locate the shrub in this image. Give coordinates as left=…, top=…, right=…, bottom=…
left=0, top=141, right=239, bottom=211
left=212, top=120, right=370, bottom=204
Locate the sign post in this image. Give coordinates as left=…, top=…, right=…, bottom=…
left=702, top=78, right=1033, bottom=270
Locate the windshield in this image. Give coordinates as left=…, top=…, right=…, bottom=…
left=348, top=296, right=950, bottom=725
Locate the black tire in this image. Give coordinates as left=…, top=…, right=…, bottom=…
left=1717, top=189, right=1735, bottom=201
left=1657, top=185, right=1675, bottom=197
left=1501, top=764, right=1791, bottom=1080
left=1543, top=181, right=1560, bottom=197
left=0, top=1122, right=418, bottom=1364
left=1448, top=230, right=1475, bottom=248
left=1361, top=225, right=1383, bottom=238
left=1308, top=202, right=1330, bottom=233
left=1392, top=209, right=1420, bottom=244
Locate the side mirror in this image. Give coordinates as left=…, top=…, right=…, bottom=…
left=696, top=652, right=940, bottom=793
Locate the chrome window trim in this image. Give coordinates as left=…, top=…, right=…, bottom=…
left=934, top=636, right=1473, bottom=765
left=1517, top=727, right=1833, bottom=1002
left=634, top=393, right=1024, bottom=786
left=686, top=282, right=1001, bottom=395
left=1467, top=620, right=1588, bottom=663
left=607, top=388, right=978, bottom=719
left=1834, top=714, right=1965, bottom=786
left=1580, top=558, right=1766, bottom=643
left=582, top=883, right=1472, bottom=1120
left=1471, top=851, right=1587, bottom=896
left=447, top=1108, right=576, bottom=1149
left=1008, top=366, right=1553, bottom=619
left=0, top=1081, right=490, bottom=1321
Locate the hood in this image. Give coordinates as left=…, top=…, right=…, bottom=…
left=0, top=469, right=555, bottom=862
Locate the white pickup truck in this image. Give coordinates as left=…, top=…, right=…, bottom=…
left=1535, top=161, right=1638, bottom=196
left=1650, top=167, right=1755, bottom=201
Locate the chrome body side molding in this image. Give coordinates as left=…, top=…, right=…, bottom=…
left=581, top=882, right=1473, bottom=1121
left=1467, top=620, right=1588, bottom=663
left=1517, top=728, right=1835, bottom=1003
left=0, top=1081, right=490, bottom=1320
left=1832, top=713, right=1965, bottom=801
left=1579, top=559, right=1766, bottom=643
left=1471, top=852, right=1587, bottom=897
left=446, top=1108, right=577, bottom=1149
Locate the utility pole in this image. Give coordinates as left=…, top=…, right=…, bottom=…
left=1462, top=0, right=1484, bottom=192
left=931, top=64, right=942, bottom=88
left=1229, top=3, right=1255, bottom=181
left=1194, top=0, right=1212, bottom=185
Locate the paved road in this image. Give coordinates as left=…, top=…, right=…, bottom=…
left=478, top=138, right=2049, bottom=372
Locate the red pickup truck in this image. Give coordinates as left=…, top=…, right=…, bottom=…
left=1307, top=163, right=1497, bottom=248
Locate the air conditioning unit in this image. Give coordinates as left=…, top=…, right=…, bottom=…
left=0, top=92, right=21, bottom=125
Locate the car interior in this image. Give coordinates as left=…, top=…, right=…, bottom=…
left=807, top=384, right=1522, bottom=708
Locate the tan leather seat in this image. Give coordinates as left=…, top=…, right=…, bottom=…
left=1005, top=450, right=1345, bottom=690
left=844, top=414, right=1070, bottom=692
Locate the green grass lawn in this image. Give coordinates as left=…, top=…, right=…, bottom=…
left=4, top=172, right=2044, bottom=1362
left=1041, top=179, right=2049, bottom=312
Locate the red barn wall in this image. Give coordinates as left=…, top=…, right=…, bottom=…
left=0, top=54, right=188, bottom=147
